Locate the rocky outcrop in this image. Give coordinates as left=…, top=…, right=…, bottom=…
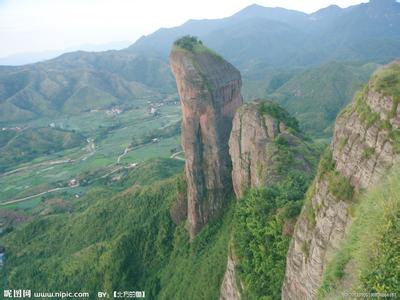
left=220, top=248, right=241, bottom=300
left=220, top=101, right=319, bottom=299
left=282, top=61, right=400, bottom=299
left=229, top=101, right=316, bottom=198
left=170, top=38, right=243, bottom=238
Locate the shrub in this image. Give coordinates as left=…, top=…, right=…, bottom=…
left=328, top=171, right=354, bottom=201
left=389, top=130, right=400, bottom=154
left=274, top=135, right=289, bottom=148
left=362, top=147, right=375, bottom=160
left=318, top=148, right=335, bottom=177
left=259, top=101, right=300, bottom=132
left=318, top=169, right=400, bottom=298
left=301, top=241, right=310, bottom=259
left=174, top=35, right=202, bottom=51
left=233, top=171, right=312, bottom=299
left=354, top=87, right=380, bottom=128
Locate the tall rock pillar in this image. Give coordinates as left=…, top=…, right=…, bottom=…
left=170, top=37, right=242, bottom=238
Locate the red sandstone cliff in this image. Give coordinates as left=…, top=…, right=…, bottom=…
left=170, top=38, right=243, bottom=238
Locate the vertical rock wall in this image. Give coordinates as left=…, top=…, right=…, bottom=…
left=282, top=62, right=400, bottom=299
left=170, top=44, right=242, bottom=238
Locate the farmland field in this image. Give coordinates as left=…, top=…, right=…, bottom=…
left=0, top=99, right=183, bottom=210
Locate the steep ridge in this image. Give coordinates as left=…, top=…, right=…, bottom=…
left=170, top=37, right=242, bottom=238
left=229, top=101, right=315, bottom=198
left=221, top=101, right=320, bottom=299
left=282, top=61, right=400, bottom=299
left=0, top=41, right=327, bottom=300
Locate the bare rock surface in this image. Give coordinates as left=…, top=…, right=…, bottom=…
left=170, top=42, right=242, bottom=238
left=229, top=101, right=316, bottom=198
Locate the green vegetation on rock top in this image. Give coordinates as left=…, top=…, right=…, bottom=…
left=258, top=100, right=300, bottom=132
left=372, top=62, right=400, bottom=118
left=372, top=62, right=400, bottom=99
left=173, top=35, right=224, bottom=61
left=173, top=36, right=204, bottom=52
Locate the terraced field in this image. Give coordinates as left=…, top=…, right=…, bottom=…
left=0, top=100, right=183, bottom=210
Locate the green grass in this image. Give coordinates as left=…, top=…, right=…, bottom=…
left=0, top=127, right=84, bottom=173
left=362, top=147, right=375, bottom=160
left=354, top=86, right=380, bottom=128
left=389, top=130, right=400, bottom=154
left=351, top=63, right=400, bottom=132
left=327, top=170, right=354, bottom=202
left=0, top=104, right=182, bottom=208
left=303, top=182, right=317, bottom=228
left=259, top=100, right=300, bottom=132
left=317, top=148, right=335, bottom=178
left=372, top=62, right=400, bottom=118
left=318, top=169, right=400, bottom=298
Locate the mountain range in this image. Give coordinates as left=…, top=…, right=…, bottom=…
left=2, top=36, right=399, bottom=299
left=1, top=0, right=400, bottom=137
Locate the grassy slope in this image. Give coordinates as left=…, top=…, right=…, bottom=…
left=302, top=62, right=400, bottom=298
left=318, top=169, right=400, bottom=298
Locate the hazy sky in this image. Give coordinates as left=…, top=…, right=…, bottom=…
left=0, top=0, right=369, bottom=57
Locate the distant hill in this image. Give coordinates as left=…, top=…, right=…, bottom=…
left=1, top=0, right=399, bottom=129
left=0, top=41, right=132, bottom=66
left=0, top=51, right=175, bottom=124
left=130, top=0, right=400, bottom=71
left=0, top=127, right=84, bottom=172
left=270, top=62, right=380, bottom=138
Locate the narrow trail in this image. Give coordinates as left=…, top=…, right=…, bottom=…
left=0, top=140, right=96, bottom=177
left=170, top=151, right=185, bottom=161
left=0, top=185, right=79, bottom=206
left=2, top=126, right=29, bottom=148
left=117, top=147, right=131, bottom=164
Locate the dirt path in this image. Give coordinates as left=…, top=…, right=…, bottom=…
left=117, top=147, right=131, bottom=164
left=0, top=185, right=79, bottom=206
left=0, top=140, right=96, bottom=177
left=170, top=151, right=185, bottom=161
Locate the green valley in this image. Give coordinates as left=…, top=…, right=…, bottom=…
left=1, top=1, right=400, bottom=299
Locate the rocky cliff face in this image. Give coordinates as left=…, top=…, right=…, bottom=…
left=229, top=101, right=315, bottom=198
left=220, top=101, right=319, bottom=300
left=220, top=247, right=241, bottom=300
left=170, top=39, right=243, bottom=238
left=282, top=61, right=400, bottom=299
